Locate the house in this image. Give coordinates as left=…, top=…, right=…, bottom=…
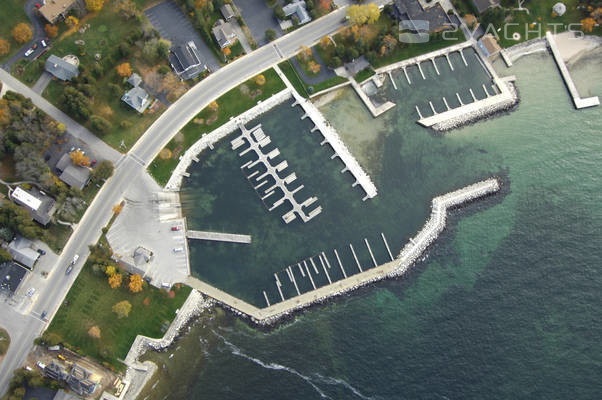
left=478, top=34, right=501, bottom=57
left=471, top=0, right=500, bottom=15
left=122, top=86, right=151, bottom=114
left=115, top=246, right=153, bottom=276
left=220, top=3, right=236, bottom=21
left=7, top=236, right=40, bottom=270
left=127, top=72, right=142, bottom=87
left=39, top=0, right=78, bottom=24
left=45, top=362, right=98, bottom=397
left=10, top=186, right=56, bottom=226
left=391, top=0, right=453, bottom=33
left=169, top=41, right=207, bottom=80
left=212, top=19, right=238, bottom=49
left=45, top=55, right=79, bottom=81
left=56, top=153, right=91, bottom=190
left=0, top=262, right=27, bottom=296
left=283, top=0, right=312, bottom=25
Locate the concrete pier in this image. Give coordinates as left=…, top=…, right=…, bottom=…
left=456, top=93, right=464, bottom=106
left=234, top=123, right=322, bottom=223
left=388, top=71, right=398, bottom=90
left=375, top=41, right=473, bottom=75
left=482, top=84, right=490, bottom=98
left=431, top=58, right=440, bottom=75
left=417, top=62, right=426, bottom=79
left=349, top=244, right=363, bottom=272
left=415, top=105, right=423, bottom=119
left=185, top=178, right=501, bottom=325
left=381, top=233, right=394, bottom=261
left=305, top=263, right=316, bottom=290
left=429, top=101, right=437, bottom=115
left=469, top=88, right=477, bottom=102
left=403, top=67, right=411, bottom=84
left=442, top=97, right=450, bottom=111
left=365, top=238, right=377, bottom=267
left=445, top=54, right=454, bottom=71
left=546, top=31, right=599, bottom=109
left=334, top=249, right=347, bottom=278
left=186, top=230, right=252, bottom=244
left=459, top=49, right=468, bottom=66
left=319, top=255, right=332, bottom=284
left=349, top=77, right=397, bottom=117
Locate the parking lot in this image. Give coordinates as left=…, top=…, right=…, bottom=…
left=144, top=0, right=221, bottom=72
left=233, top=0, right=284, bottom=46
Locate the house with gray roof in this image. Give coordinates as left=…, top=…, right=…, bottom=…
left=127, top=72, right=142, bottom=87
left=55, top=153, right=91, bottom=190
left=283, top=0, right=312, bottom=25
left=220, top=3, right=235, bottom=21
left=0, top=262, right=27, bottom=295
left=10, top=186, right=56, bottom=226
left=472, top=0, right=500, bottom=14
left=45, top=55, right=79, bottom=81
left=391, top=0, right=454, bottom=33
left=212, top=19, right=238, bottom=49
left=8, top=236, right=40, bottom=270
left=169, top=41, right=206, bottom=80
left=122, top=86, right=151, bottom=113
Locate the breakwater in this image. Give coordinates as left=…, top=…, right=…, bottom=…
left=165, top=89, right=293, bottom=191
left=185, top=178, right=500, bottom=326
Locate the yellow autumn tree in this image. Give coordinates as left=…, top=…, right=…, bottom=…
left=112, top=203, right=124, bottom=214
left=86, top=0, right=105, bottom=12
left=105, top=265, right=116, bottom=276
left=308, top=61, right=320, bottom=74
left=0, top=39, right=9, bottom=56
left=255, top=74, right=266, bottom=86
left=108, top=273, right=123, bottom=289
left=65, top=16, right=79, bottom=28
left=208, top=101, right=219, bottom=112
left=128, top=274, right=144, bottom=293
left=88, top=326, right=101, bottom=339
left=116, top=62, right=132, bottom=78
left=319, top=35, right=331, bottom=50
left=112, top=300, right=131, bottom=318
left=12, top=23, right=32, bottom=44
left=581, top=17, right=596, bottom=33
left=70, top=150, right=90, bottom=167
left=346, top=4, right=379, bottom=26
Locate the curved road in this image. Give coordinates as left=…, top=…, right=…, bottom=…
left=0, top=2, right=392, bottom=394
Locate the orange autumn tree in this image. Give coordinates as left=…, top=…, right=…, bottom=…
left=12, top=23, right=32, bottom=44
left=70, top=150, right=90, bottom=167
left=0, top=39, right=9, bottom=56
left=45, top=24, right=59, bottom=38
left=112, top=203, right=124, bottom=214
left=129, top=274, right=143, bottom=293
left=108, top=273, right=123, bottom=289
left=116, top=62, right=132, bottom=78
left=307, top=61, right=320, bottom=74
left=580, top=17, right=596, bottom=33
left=222, top=46, right=231, bottom=57
left=85, top=0, right=105, bottom=12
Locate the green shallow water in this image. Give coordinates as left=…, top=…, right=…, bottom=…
left=142, top=49, right=602, bottom=399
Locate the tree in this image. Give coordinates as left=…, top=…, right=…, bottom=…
left=112, top=203, right=124, bottom=214
left=255, top=74, right=266, bottom=85
left=108, top=273, right=123, bottom=288
left=157, top=39, right=171, bottom=59
left=88, top=326, right=101, bottom=339
left=91, top=160, right=114, bottom=183
left=129, top=274, right=143, bottom=293
left=319, top=35, right=331, bottom=50
left=346, top=4, right=379, bottom=26
left=105, top=265, right=116, bottom=276
left=116, top=62, right=132, bottom=78
left=112, top=300, right=131, bottom=318
left=208, top=101, right=219, bottom=112
left=581, top=17, right=596, bottom=32
left=65, top=16, right=79, bottom=28
left=70, top=150, right=90, bottom=167
left=0, top=248, right=11, bottom=263
left=265, top=29, right=276, bottom=42
left=307, top=60, right=320, bottom=74
left=86, top=0, right=105, bottom=12
left=382, top=34, right=398, bottom=54
left=115, top=0, right=137, bottom=19
left=366, top=3, right=380, bottom=24
left=62, top=86, right=91, bottom=120
left=12, top=23, right=32, bottom=44
left=44, top=24, right=59, bottom=38
left=222, top=46, right=231, bottom=57
left=0, top=39, right=10, bottom=56
left=274, top=5, right=285, bottom=20
left=90, top=115, right=112, bottom=134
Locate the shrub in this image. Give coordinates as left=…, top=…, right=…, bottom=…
left=90, top=115, right=112, bottom=134
left=265, top=29, right=276, bottom=42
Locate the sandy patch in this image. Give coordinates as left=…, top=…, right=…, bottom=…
left=554, top=31, right=602, bottom=64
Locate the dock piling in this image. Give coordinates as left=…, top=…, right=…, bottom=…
left=381, top=233, right=394, bottom=261
left=334, top=249, right=347, bottom=278
left=349, top=244, right=363, bottom=272
left=364, top=238, right=377, bottom=267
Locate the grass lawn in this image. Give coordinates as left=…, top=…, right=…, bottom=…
left=46, top=257, right=192, bottom=369
left=148, top=68, right=286, bottom=186
left=278, top=59, right=349, bottom=99
left=354, top=67, right=376, bottom=83
left=489, top=0, right=601, bottom=48
left=0, top=328, right=9, bottom=356
left=0, top=0, right=29, bottom=64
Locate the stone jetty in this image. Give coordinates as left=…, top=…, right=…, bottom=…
left=184, top=178, right=501, bottom=326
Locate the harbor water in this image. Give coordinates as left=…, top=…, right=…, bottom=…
left=146, top=49, right=602, bottom=399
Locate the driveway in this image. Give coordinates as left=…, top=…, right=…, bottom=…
left=233, top=0, right=283, bottom=46
left=32, top=71, right=52, bottom=94
left=144, top=0, right=221, bottom=72
left=2, top=0, right=48, bottom=70
left=290, top=46, right=337, bottom=85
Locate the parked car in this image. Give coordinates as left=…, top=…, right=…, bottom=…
left=35, top=3, right=41, bottom=8
left=65, top=265, right=73, bottom=275
left=37, top=248, right=46, bottom=255
left=24, top=48, right=34, bottom=56
left=36, top=361, right=46, bottom=370
left=41, top=39, right=47, bottom=47
left=171, top=226, right=181, bottom=231
left=173, top=247, right=184, bottom=253
left=40, top=310, right=47, bottom=320
left=26, top=288, right=36, bottom=297
left=71, top=254, right=79, bottom=265
left=90, top=159, right=97, bottom=167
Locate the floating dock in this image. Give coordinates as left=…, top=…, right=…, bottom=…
left=186, top=230, right=252, bottom=244
left=545, top=31, right=599, bottom=109
left=185, top=178, right=501, bottom=325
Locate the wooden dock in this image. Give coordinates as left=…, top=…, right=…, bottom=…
left=186, top=230, right=252, bottom=244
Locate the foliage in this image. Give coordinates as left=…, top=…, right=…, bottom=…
left=581, top=17, right=596, bottom=32
left=88, top=325, right=101, bottom=339
left=61, top=86, right=91, bottom=120
left=0, top=328, right=9, bottom=356
left=208, top=101, right=219, bottom=112
left=0, top=248, right=11, bottom=263
left=112, top=300, right=132, bottom=318
left=265, top=29, right=276, bottom=42
left=319, top=35, right=332, bottom=51
left=222, top=46, right=231, bottom=57
left=85, top=0, right=105, bottom=12
left=105, top=265, right=116, bottom=276
left=44, top=24, right=59, bottom=38
left=112, top=203, right=124, bottom=214
left=346, top=3, right=380, bottom=26
left=116, top=62, right=132, bottom=78
left=70, top=150, right=90, bottom=167
left=91, top=160, right=114, bottom=183
left=115, top=0, right=138, bottom=19
left=128, top=274, right=143, bottom=293
left=90, top=115, right=112, bottom=134
left=0, top=38, right=10, bottom=56
left=65, top=16, right=79, bottom=28
left=255, top=74, right=266, bottom=86
left=0, top=200, right=46, bottom=241
left=108, top=273, right=123, bottom=288
left=11, top=23, right=32, bottom=44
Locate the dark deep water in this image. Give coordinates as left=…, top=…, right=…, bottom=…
left=140, top=50, right=602, bottom=399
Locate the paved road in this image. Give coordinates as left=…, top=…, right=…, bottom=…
left=0, top=68, right=122, bottom=165
left=3, top=0, right=48, bottom=70
left=0, top=3, right=391, bottom=395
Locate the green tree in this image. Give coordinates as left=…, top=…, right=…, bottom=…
left=62, top=87, right=91, bottom=120
left=90, top=115, right=112, bottom=134
left=91, top=160, right=114, bottom=183
left=112, top=300, right=132, bottom=318
left=0, top=248, right=11, bottom=263
left=265, top=29, right=276, bottom=42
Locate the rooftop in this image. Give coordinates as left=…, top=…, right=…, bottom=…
left=56, top=153, right=91, bottom=190
left=45, top=54, right=79, bottom=81
left=8, top=236, right=40, bottom=270
left=127, top=72, right=142, bottom=87
left=282, top=1, right=312, bottom=25
left=39, top=0, right=77, bottom=24
left=212, top=19, right=237, bottom=49
left=169, top=41, right=206, bottom=80
left=391, top=0, right=453, bottom=33
left=0, top=262, right=27, bottom=295
left=122, top=86, right=151, bottom=114
left=10, top=186, right=56, bottom=226
left=220, top=3, right=235, bottom=20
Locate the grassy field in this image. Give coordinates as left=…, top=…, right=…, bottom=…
left=46, top=257, right=191, bottom=369
left=278, top=59, right=348, bottom=98
left=0, top=0, right=30, bottom=64
left=0, top=328, right=9, bottom=356
left=354, top=67, right=376, bottom=83
left=148, top=68, right=286, bottom=186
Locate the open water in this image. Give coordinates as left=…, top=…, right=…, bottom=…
left=141, top=49, right=601, bottom=399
